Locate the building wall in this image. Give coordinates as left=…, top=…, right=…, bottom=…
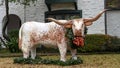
left=25, top=0, right=48, bottom=22
left=25, top=0, right=105, bottom=34
left=78, top=0, right=105, bottom=34
left=107, top=11, right=120, bottom=38
left=0, top=0, right=105, bottom=37
left=0, top=1, right=24, bottom=37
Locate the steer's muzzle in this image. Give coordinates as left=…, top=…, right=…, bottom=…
left=74, top=29, right=83, bottom=37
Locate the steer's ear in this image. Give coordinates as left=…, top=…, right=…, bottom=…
left=63, top=20, right=73, bottom=28
left=84, top=18, right=93, bottom=26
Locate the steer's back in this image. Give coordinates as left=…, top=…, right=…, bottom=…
left=19, top=21, right=66, bottom=48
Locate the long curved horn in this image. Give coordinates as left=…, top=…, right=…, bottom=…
left=46, top=18, right=73, bottom=28
left=46, top=18, right=65, bottom=25
left=84, top=9, right=107, bottom=22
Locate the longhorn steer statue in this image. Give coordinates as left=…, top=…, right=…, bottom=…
left=19, top=10, right=107, bottom=62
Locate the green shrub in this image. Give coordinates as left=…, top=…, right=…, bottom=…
left=78, top=34, right=120, bottom=52
left=78, top=34, right=108, bottom=52
left=6, top=29, right=20, bottom=53
left=8, top=29, right=19, bottom=38
left=106, top=36, right=120, bottom=52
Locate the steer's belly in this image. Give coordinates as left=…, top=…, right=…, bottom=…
left=38, top=39, right=58, bottom=48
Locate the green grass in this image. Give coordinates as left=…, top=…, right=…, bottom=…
left=81, top=54, right=120, bottom=68
left=1, top=54, right=120, bottom=68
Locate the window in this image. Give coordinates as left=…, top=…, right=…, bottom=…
left=106, top=0, right=120, bottom=10
left=45, top=10, right=82, bottom=22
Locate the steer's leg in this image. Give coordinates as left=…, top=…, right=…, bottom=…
left=70, top=49, right=77, bottom=60
left=31, top=47, right=36, bottom=59
left=21, top=45, right=30, bottom=59
left=21, top=37, right=31, bottom=59
left=58, top=42, right=67, bottom=62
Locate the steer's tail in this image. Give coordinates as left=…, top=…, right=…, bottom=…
left=18, top=24, right=24, bottom=49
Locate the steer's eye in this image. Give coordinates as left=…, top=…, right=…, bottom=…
left=73, top=24, right=75, bottom=27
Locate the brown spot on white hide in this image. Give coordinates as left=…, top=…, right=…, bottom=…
left=30, top=32, right=40, bottom=45
left=30, top=27, right=65, bottom=45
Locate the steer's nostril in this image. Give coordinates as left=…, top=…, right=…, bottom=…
left=75, top=32, right=82, bottom=37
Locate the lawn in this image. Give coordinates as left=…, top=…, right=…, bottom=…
left=0, top=54, right=120, bottom=68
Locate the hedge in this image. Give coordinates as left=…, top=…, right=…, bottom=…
left=78, top=34, right=120, bottom=52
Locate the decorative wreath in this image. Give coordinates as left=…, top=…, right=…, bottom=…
left=65, top=27, right=87, bottom=49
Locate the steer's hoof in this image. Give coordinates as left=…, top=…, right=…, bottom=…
left=71, top=56, right=77, bottom=60
left=73, top=57, right=77, bottom=60
left=60, top=59, right=66, bottom=62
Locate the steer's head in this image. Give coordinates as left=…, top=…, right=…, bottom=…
left=47, top=9, right=107, bottom=37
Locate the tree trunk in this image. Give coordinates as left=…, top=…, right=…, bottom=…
left=2, top=0, right=10, bottom=41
